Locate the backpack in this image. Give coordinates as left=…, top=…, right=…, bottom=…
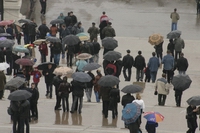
left=105, top=63, right=117, bottom=76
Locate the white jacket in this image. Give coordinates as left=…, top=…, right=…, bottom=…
left=155, top=78, right=174, bottom=95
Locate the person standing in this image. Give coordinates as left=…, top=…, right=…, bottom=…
left=12, top=52, right=20, bottom=75
left=29, top=19, right=37, bottom=44
left=30, top=67, right=42, bottom=88
left=102, top=22, right=116, bottom=38
left=52, top=42, right=63, bottom=66
left=9, top=101, right=20, bottom=133
left=176, top=53, right=188, bottom=74
left=61, top=24, right=70, bottom=39
left=186, top=105, right=198, bottom=133
left=70, top=11, right=78, bottom=26
left=122, top=49, right=134, bottom=81
left=87, top=22, right=99, bottom=42
left=134, top=51, right=146, bottom=82
left=38, top=21, right=49, bottom=39
left=39, top=41, right=48, bottom=63
left=5, top=47, right=13, bottom=75
left=93, top=70, right=102, bottom=103
left=65, top=45, right=75, bottom=67
left=109, top=86, right=120, bottom=119
left=148, top=52, right=160, bottom=83
left=100, top=11, right=108, bottom=23
left=0, top=70, right=6, bottom=99
left=92, top=38, right=101, bottom=63
left=162, top=50, right=174, bottom=83
left=154, top=41, right=163, bottom=60
left=53, top=75, right=63, bottom=110
left=30, top=83, right=39, bottom=120
left=174, top=35, right=185, bottom=60
left=74, top=22, right=84, bottom=34
left=6, top=25, right=14, bottom=39
left=170, top=8, right=180, bottom=31
left=167, top=39, right=175, bottom=57
left=22, top=22, right=30, bottom=44
left=99, top=20, right=107, bottom=40
left=40, top=0, right=47, bottom=15
left=85, top=71, right=95, bottom=102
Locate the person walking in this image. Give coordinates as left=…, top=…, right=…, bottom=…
left=109, top=86, right=120, bottom=119
left=176, top=53, right=188, bottom=74
left=162, top=50, right=174, bottom=83
left=100, top=11, right=108, bottom=23
left=30, top=83, right=39, bottom=120
left=61, top=24, right=70, bottom=39
left=5, top=47, right=13, bottom=75
left=38, top=21, right=49, bottom=39
left=22, top=23, right=30, bottom=44
left=29, top=19, right=37, bottom=44
left=87, top=22, right=99, bottom=42
left=102, top=22, right=116, bottom=38
left=85, top=71, right=95, bottom=102
left=99, top=20, right=107, bottom=40
left=74, top=22, right=84, bottom=34
left=50, top=24, right=58, bottom=37
left=174, top=35, right=185, bottom=60
left=134, top=51, right=146, bottom=82
left=93, top=70, right=102, bottom=103
left=40, top=0, right=47, bottom=15
left=70, top=11, right=78, bottom=26
left=145, top=121, right=158, bottom=133
left=148, top=52, right=160, bottom=83
left=186, top=105, right=198, bottom=133
left=39, top=41, right=48, bottom=63
left=122, top=50, right=134, bottom=81
left=9, top=101, right=20, bottom=133
left=92, top=38, right=101, bottom=63
left=52, top=42, right=63, bottom=66
left=12, top=52, right=20, bottom=75
left=53, top=75, right=63, bottom=110
left=174, top=89, right=183, bottom=107
left=167, top=39, right=175, bottom=57
left=170, top=8, right=180, bottom=31
left=30, top=67, right=42, bottom=89
left=154, top=41, right=163, bottom=60
left=0, top=70, right=6, bottom=99
left=75, top=59, right=87, bottom=72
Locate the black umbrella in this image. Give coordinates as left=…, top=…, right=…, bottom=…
left=0, top=33, right=11, bottom=37
left=62, top=35, right=80, bottom=46
left=5, top=77, right=26, bottom=90
left=167, top=30, right=181, bottom=39
left=71, top=72, right=92, bottom=82
left=82, top=63, right=101, bottom=71
left=46, top=36, right=61, bottom=43
left=103, top=51, right=122, bottom=61
left=0, top=39, right=15, bottom=48
left=37, top=62, right=57, bottom=70
left=172, top=74, right=192, bottom=91
left=8, top=90, right=32, bottom=101
left=50, top=19, right=64, bottom=24
left=98, top=75, right=120, bottom=87
left=187, top=96, right=200, bottom=106
left=18, top=19, right=32, bottom=23
left=102, top=37, right=118, bottom=49
left=121, top=84, right=143, bottom=93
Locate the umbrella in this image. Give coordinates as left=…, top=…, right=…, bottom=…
left=76, top=53, right=92, bottom=60
left=148, top=34, right=164, bottom=45
left=50, top=19, right=64, bottom=24
left=33, top=39, right=47, bottom=45
left=0, top=62, right=9, bottom=70
left=187, top=96, right=200, bottom=106
left=15, top=58, right=34, bottom=66
left=8, top=90, right=32, bottom=101
left=62, top=35, right=80, bottom=46
left=0, top=39, right=15, bottom=48
left=0, top=20, right=15, bottom=26
left=122, top=103, right=141, bottom=124
left=18, top=19, right=32, bottom=23
left=103, top=51, right=122, bottom=61
left=5, top=77, right=26, bottom=90
left=76, top=32, right=90, bottom=41
left=71, top=72, right=92, bottom=82
left=82, top=63, right=101, bottom=71
left=172, top=74, right=192, bottom=91
left=102, top=37, right=118, bottom=49
left=0, top=33, right=11, bottom=37
left=121, top=84, right=143, bottom=94
left=37, top=62, right=56, bottom=70
left=167, top=30, right=182, bottom=39
left=53, top=67, right=73, bottom=77
left=97, top=75, right=120, bottom=87
left=46, top=36, right=61, bottom=43
left=144, top=111, right=164, bottom=123
left=13, top=45, right=29, bottom=53
left=0, top=37, right=6, bottom=41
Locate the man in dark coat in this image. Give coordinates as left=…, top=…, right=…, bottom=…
left=70, top=11, right=77, bottom=25
left=85, top=71, right=95, bottom=102
left=0, top=48, right=5, bottom=63
left=9, top=101, right=20, bottom=133
left=53, top=75, right=63, bottom=110
left=12, top=52, right=20, bottom=75
left=40, top=0, right=47, bottom=15
left=22, top=23, right=30, bottom=44
left=30, top=83, right=39, bottom=120
left=176, top=53, right=188, bottom=75
left=109, top=87, right=120, bottom=119
left=154, top=41, right=163, bottom=60
left=167, top=39, right=175, bottom=57
left=38, top=21, right=49, bottom=39
left=186, top=105, right=198, bottom=133
left=61, top=24, right=70, bottom=39
left=174, top=89, right=183, bottom=107
left=29, top=19, right=37, bottom=44
left=102, top=22, right=116, bottom=38
left=99, top=20, right=107, bottom=40
left=134, top=51, right=146, bottom=82
left=52, top=42, right=63, bottom=66
left=64, top=12, right=72, bottom=27
left=92, top=38, right=101, bottom=63
left=5, top=47, right=13, bottom=75
left=122, top=50, right=134, bottom=81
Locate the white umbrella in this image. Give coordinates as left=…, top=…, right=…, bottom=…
left=0, top=62, right=10, bottom=70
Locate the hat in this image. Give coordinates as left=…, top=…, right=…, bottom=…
left=126, top=49, right=130, bottom=53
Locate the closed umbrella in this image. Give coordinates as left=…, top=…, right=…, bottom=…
left=121, top=84, right=143, bottom=93
left=82, top=63, right=101, bottom=71
left=0, top=39, right=15, bottom=48
left=97, top=75, right=120, bottom=87
left=15, top=58, right=34, bottom=66
left=53, top=67, right=73, bottom=77
left=0, top=62, right=9, bottom=70
left=143, top=111, right=164, bottom=123
left=187, top=96, right=200, bottom=106
left=76, top=53, right=92, bottom=60
left=0, top=33, right=11, bottom=37
left=13, top=45, right=29, bottom=53
left=50, top=19, right=64, bottom=24
left=72, top=72, right=92, bottom=82
left=46, top=36, right=61, bottom=43
left=37, top=62, right=56, bottom=70
left=148, top=34, right=164, bottom=45
left=167, top=30, right=182, bottom=39
left=76, top=32, right=90, bottom=41
left=33, top=39, right=47, bottom=45
left=62, top=35, right=80, bottom=46
left=102, top=37, right=118, bottom=49
left=0, top=20, right=15, bottom=26
left=172, top=74, right=192, bottom=91
left=18, top=19, right=32, bottom=23
left=5, top=77, right=26, bottom=90
left=103, top=51, right=122, bottom=61
left=8, top=90, right=32, bottom=101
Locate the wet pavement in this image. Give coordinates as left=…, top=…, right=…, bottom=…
left=1, top=0, right=200, bottom=133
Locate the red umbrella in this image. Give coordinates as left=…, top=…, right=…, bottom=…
left=15, top=58, right=34, bottom=66
left=0, top=20, right=15, bottom=26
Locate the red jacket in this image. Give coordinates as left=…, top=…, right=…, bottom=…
left=39, top=43, right=48, bottom=56
left=31, top=70, right=42, bottom=83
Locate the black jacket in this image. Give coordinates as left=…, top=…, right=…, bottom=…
left=99, top=86, right=112, bottom=101
left=71, top=80, right=85, bottom=97
left=42, top=68, right=55, bottom=84
left=121, top=94, right=135, bottom=108
left=38, top=24, right=49, bottom=39
left=29, top=22, right=37, bottom=36
left=22, top=23, right=29, bottom=34
left=176, top=57, right=188, bottom=71
left=5, top=49, right=12, bottom=62
left=30, top=88, right=39, bottom=104
left=114, top=60, right=123, bottom=77
left=186, top=106, right=198, bottom=129
left=154, top=42, right=163, bottom=53
left=109, top=88, right=120, bottom=103
left=12, top=53, right=20, bottom=69
left=71, top=15, right=77, bottom=25
left=64, top=16, right=72, bottom=27
left=61, top=28, right=70, bottom=38
left=86, top=72, right=95, bottom=88
left=93, top=42, right=101, bottom=54
left=123, top=54, right=134, bottom=68
left=134, top=55, right=146, bottom=70
left=167, top=42, right=175, bottom=52
left=53, top=42, right=63, bottom=54
left=19, top=100, right=30, bottom=119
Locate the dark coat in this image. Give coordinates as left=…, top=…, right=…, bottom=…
left=5, top=49, right=12, bottom=62
left=52, top=42, right=63, bottom=54
left=167, top=42, right=175, bottom=53
left=103, top=48, right=113, bottom=55
left=12, top=53, right=20, bottom=69
left=10, top=101, right=20, bottom=121
left=29, top=22, right=37, bottom=36
left=19, top=100, right=30, bottom=119
left=93, top=42, right=101, bottom=55
left=38, top=24, right=49, bottom=39
left=145, top=121, right=158, bottom=133
left=0, top=26, right=5, bottom=33
left=30, top=88, right=39, bottom=104
left=71, top=80, right=85, bottom=97
left=154, top=42, right=163, bottom=53
left=22, top=23, right=29, bottom=35
left=99, top=20, right=107, bottom=40
left=176, top=57, right=188, bottom=71
left=109, top=88, right=120, bottom=103
left=121, top=94, right=135, bottom=108
left=52, top=76, right=63, bottom=89
left=114, top=60, right=123, bottom=77
left=71, top=15, right=77, bottom=25
left=0, top=71, right=6, bottom=91
left=93, top=74, right=102, bottom=92
left=122, top=54, right=134, bottom=68
left=86, top=71, right=95, bottom=88
left=186, top=105, right=198, bottom=129
left=99, top=86, right=112, bottom=101
left=42, top=68, right=55, bottom=84
left=58, top=82, right=71, bottom=97
left=134, top=55, right=146, bottom=70
left=64, top=16, right=72, bottom=27
left=61, top=28, right=70, bottom=38
left=0, top=48, right=5, bottom=63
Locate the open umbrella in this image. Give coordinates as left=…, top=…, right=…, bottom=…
left=76, top=32, right=90, bottom=41
left=0, top=20, right=15, bottom=26
left=37, top=62, right=56, bottom=70
left=148, top=34, right=164, bottom=45
left=167, top=30, right=182, bottom=39
left=103, top=51, right=122, bottom=61
left=15, top=58, right=34, bottom=66
left=0, top=37, right=6, bottom=41
left=122, top=103, right=141, bottom=124
left=144, top=111, right=164, bottom=123
left=98, top=75, right=120, bottom=87
left=13, top=45, right=29, bottom=53
left=72, top=72, right=92, bottom=82
left=0, top=39, right=15, bottom=48
left=102, top=37, right=118, bottom=49
left=0, top=62, right=9, bottom=70
left=46, top=36, right=61, bottom=43
left=121, top=84, right=143, bottom=94
left=8, top=90, right=32, bottom=101
left=18, top=19, right=32, bottom=23
left=33, top=39, right=47, bottom=45
left=62, top=35, right=80, bottom=46
left=50, top=19, right=64, bottom=24
left=0, top=33, right=11, bottom=37
left=172, top=74, right=192, bottom=91
left=53, top=66, right=73, bottom=77
left=76, top=53, right=92, bottom=60
left=5, top=77, right=26, bottom=90
left=82, top=63, right=101, bottom=71
left=187, top=96, right=200, bottom=106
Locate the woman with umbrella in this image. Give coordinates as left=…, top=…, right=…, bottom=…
left=93, top=70, right=102, bottom=103
left=39, top=41, right=48, bottom=63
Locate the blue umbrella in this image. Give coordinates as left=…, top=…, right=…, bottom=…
left=122, top=103, right=141, bottom=124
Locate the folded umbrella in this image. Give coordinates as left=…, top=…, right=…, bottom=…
left=72, top=72, right=92, bottom=82
left=76, top=32, right=90, bottom=41
left=0, top=20, right=15, bottom=26
left=37, top=62, right=56, bottom=70
left=148, top=34, right=164, bottom=45
left=5, top=77, right=26, bottom=90
left=76, top=53, right=92, bottom=60
left=8, top=90, right=32, bottom=101
left=144, top=111, right=164, bottom=123
left=121, top=84, right=143, bottom=94
left=103, top=51, right=122, bottom=61
left=102, top=37, right=118, bottom=49
left=0, top=62, right=10, bottom=71
left=46, top=36, right=61, bottom=43
left=53, top=66, right=73, bottom=77
left=62, top=35, right=80, bottom=46
left=187, top=96, right=200, bottom=106
left=0, top=33, right=11, bottom=37
left=167, top=30, right=182, bottom=39
left=82, top=63, right=101, bottom=71
left=33, top=39, right=47, bottom=45
left=97, top=75, right=120, bottom=87
left=50, top=19, right=64, bottom=24
left=172, top=74, right=192, bottom=91
left=18, top=19, right=32, bottom=23
left=122, top=103, right=141, bottom=124
left=15, top=58, right=34, bottom=66
left=13, top=45, right=29, bottom=53
left=0, top=39, right=15, bottom=48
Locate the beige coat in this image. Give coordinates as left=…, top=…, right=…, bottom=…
left=170, top=12, right=180, bottom=23
left=155, top=78, right=173, bottom=95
